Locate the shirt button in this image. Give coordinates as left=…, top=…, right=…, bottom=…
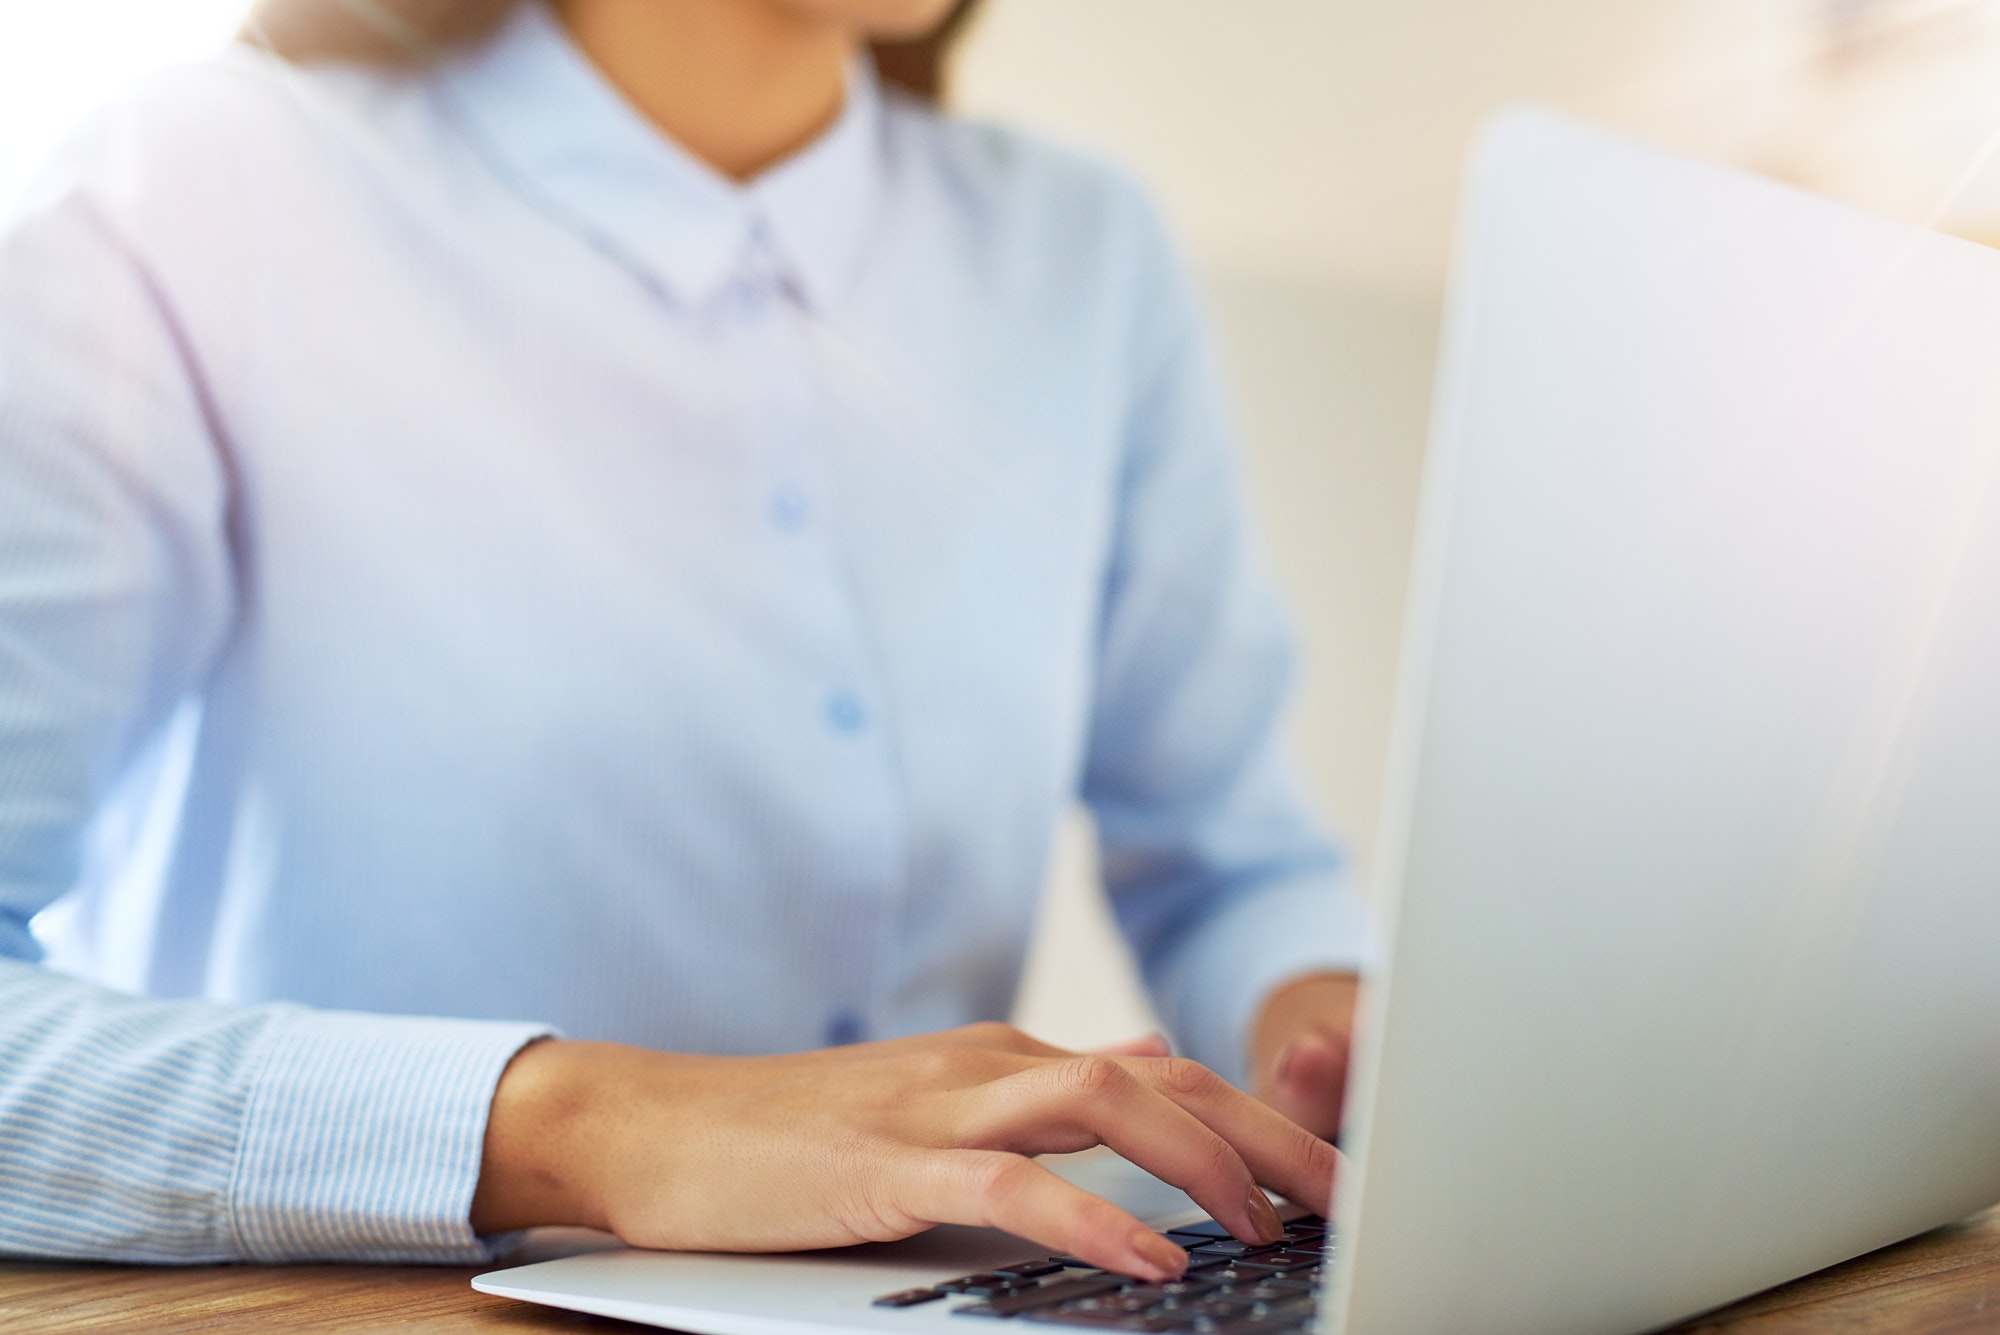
left=769, top=485, right=810, bottom=532
left=825, top=690, right=867, bottom=734
left=825, top=1011, right=866, bottom=1046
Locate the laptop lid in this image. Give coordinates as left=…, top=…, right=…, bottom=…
left=1328, top=108, right=2000, bottom=1335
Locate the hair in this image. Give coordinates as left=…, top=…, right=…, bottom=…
left=240, top=0, right=983, bottom=104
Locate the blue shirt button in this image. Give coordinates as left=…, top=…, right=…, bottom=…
left=826, top=690, right=866, bottom=733
left=825, top=1010, right=866, bottom=1046
left=769, top=485, right=810, bottom=532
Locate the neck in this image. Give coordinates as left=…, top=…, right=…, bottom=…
left=552, top=0, right=855, bottom=181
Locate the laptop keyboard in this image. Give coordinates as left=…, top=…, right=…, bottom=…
left=872, top=1213, right=1329, bottom=1334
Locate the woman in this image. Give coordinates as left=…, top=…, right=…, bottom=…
left=0, top=0, right=1369, bottom=1275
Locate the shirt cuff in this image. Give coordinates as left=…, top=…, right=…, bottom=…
left=1149, top=873, right=1374, bottom=1090
left=228, top=1007, right=555, bottom=1263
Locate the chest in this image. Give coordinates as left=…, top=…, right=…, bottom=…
left=196, top=216, right=1133, bottom=802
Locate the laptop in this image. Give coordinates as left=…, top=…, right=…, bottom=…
left=474, top=108, right=2000, bottom=1335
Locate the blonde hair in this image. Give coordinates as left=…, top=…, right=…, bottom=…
left=242, top=0, right=516, bottom=64
left=240, top=0, right=980, bottom=102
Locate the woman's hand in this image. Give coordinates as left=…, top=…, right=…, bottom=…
left=1250, top=973, right=1361, bottom=1142
left=469, top=1022, right=1338, bottom=1281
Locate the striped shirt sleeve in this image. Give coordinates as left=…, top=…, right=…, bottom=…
left=0, top=958, right=553, bottom=1263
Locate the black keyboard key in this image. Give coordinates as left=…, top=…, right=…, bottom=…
left=942, top=1272, right=1036, bottom=1296
left=1194, top=1265, right=1281, bottom=1287
left=996, top=1261, right=1068, bottom=1280
left=1121, top=1282, right=1216, bottom=1302
left=1164, top=1220, right=1234, bottom=1241
left=1182, top=1289, right=1317, bottom=1328
left=1242, top=1251, right=1321, bottom=1275
left=1021, top=1310, right=1175, bottom=1331
left=1189, top=1315, right=1309, bottom=1335
left=1184, top=1241, right=1278, bottom=1260
left=1250, top=1298, right=1315, bottom=1322
left=875, top=1289, right=946, bottom=1308
left=954, top=1275, right=1128, bottom=1318
left=1079, top=1294, right=1166, bottom=1316
left=1182, top=1254, right=1240, bottom=1275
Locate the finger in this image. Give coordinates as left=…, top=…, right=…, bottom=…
left=1126, top=1056, right=1341, bottom=1217
left=1094, top=1032, right=1172, bottom=1059
left=900, top=1149, right=1188, bottom=1282
left=948, top=1055, right=1279, bottom=1246
left=1271, top=1035, right=1347, bottom=1138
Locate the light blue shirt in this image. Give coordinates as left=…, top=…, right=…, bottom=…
left=0, top=2, right=1369, bottom=1264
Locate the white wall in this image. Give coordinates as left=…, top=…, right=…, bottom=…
left=956, top=0, right=2000, bottom=299
left=0, top=0, right=247, bottom=207
left=973, top=0, right=2000, bottom=1052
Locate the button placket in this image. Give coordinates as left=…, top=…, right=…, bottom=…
left=732, top=262, right=905, bottom=1043
left=825, top=689, right=868, bottom=734
left=768, top=482, right=811, bottom=532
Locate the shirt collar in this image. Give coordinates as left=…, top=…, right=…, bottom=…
left=433, top=0, right=885, bottom=311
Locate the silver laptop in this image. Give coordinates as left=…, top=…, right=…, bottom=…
left=475, top=108, right=2000, bottom=1335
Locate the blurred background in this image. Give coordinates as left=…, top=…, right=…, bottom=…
left=970, top=0, right=2000, bottom=1049
left=7, top=0, right=2000, bottom=1051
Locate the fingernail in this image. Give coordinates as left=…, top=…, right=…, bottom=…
left=1149, top=1030, right=1175, bottom=1057
left=1248, top=1191, right=1284, bottom=1245
left=1128, top=1229, right=1187, bottom=1281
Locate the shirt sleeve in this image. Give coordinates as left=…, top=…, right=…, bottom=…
left=0, top=167, right=551, bottom=1263
left=1081, top=192, right=1375, bottom=1089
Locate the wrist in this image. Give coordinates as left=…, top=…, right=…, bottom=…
left=470, top=1037, right=619, bottom=1234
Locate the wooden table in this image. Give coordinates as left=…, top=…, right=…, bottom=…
left=5, top=1209, right=1999, bottom=1335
